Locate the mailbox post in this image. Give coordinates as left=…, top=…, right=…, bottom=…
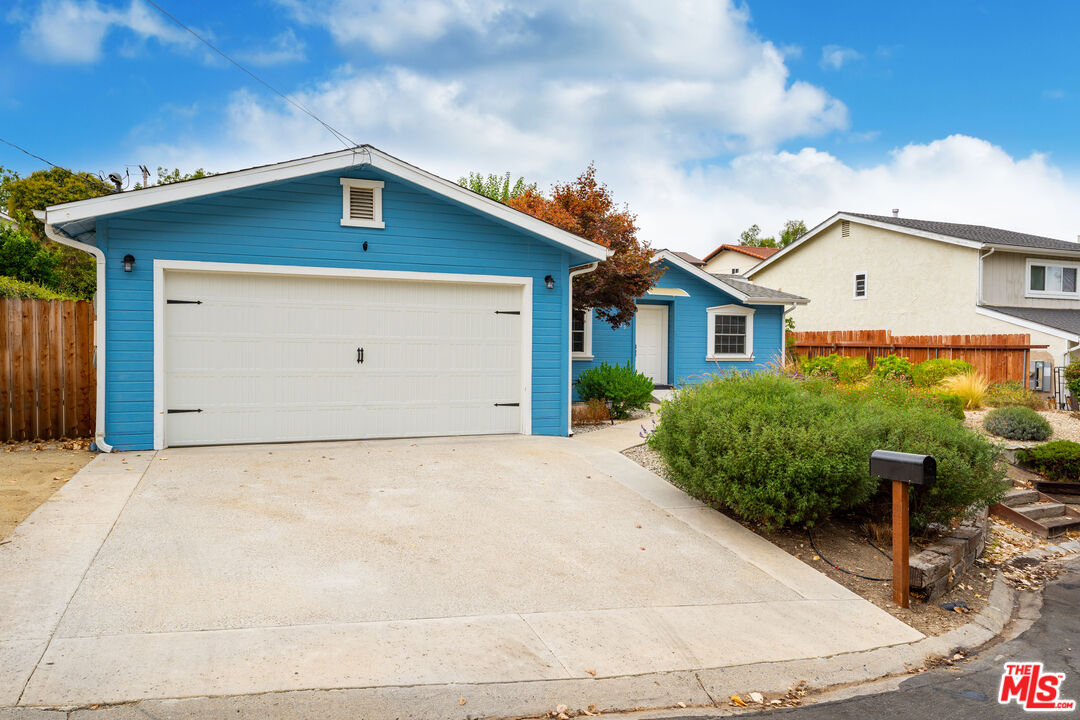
left=870, top=450, right=937, bottom=608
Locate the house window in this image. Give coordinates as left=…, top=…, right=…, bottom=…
left=1027, top=260, right=1080, bottom=298
left=853, top=271, right=867, bottom=299
left=340, top=178, right=385, bottom=229
left=705, top=305, right=754, bottom=361
left=571, top=308, right=593, bottom=358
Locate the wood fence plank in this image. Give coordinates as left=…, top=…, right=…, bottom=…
left=19, top=300, right=34, bottom=441
left=76, top=301, right=94, bottom=437
left=62, top=300, right=77, bottom=437
left=0, top=299, right=9, bottom=441
left=37, top=301, right=53, bottom=440
left=47, top=302, right=62, bottom=437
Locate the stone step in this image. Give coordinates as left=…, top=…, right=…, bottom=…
left=1041, top=515, right=1080, bottom=537
left=1001, top=488, right=1040, bottom=507
left=1013, top=502, right=1067, bottom=521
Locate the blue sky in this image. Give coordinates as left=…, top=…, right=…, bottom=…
left=3, top=0, right=1079, bottom=255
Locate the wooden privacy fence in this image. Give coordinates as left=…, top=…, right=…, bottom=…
left=789, top=330, right=1045, bottom=387
left=0, top=298, right=95, bottom=442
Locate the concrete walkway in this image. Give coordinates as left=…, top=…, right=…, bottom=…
left=1, top=429, right=921, bottom=714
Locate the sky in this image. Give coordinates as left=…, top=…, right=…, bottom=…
left=2, top=0, right=1079, bottom=256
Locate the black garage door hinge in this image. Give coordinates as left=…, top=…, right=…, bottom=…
left=494, top=402, right=520, bottom=407
left=167, top=408, right=203, bottom=414
left=494, top=310, right=520, bottom=315
left=166, top=299, right=203, bottom=304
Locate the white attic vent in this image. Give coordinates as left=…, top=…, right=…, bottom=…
left=340, top=178, right=385, bottom=229
left=841, top=220, right=851, bottom=237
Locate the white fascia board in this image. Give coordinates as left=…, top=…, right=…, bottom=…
left=746, top=212, right=984, bottom=278
left=974, top=306, right=1080, bottom=342
left=653, top=250, right=750, bottom=302
left=43, top=146, right=611, bottom=262
left=983, top=243, right=1080, bottom=260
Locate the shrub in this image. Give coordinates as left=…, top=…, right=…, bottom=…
left=800, top=353, right=839, bottom=379
left=941, top=371, right=989, bottom=410
left=0, top=275, right=78, bottom=300
left=576, top=361, right=654, bottom=419
left=647, top=373, right=1006, bottom=530
left=1065, top=361, right=1080, bottom=403
left=872, top=354, right=913, bottom=383
left=1016, top=440, right=1080, bottom=482
left=985, top=381, right=1044, bottom=410
left=912, top=358, right=975, bottom=388
left=571, top=398, right=610, bottom=426
left=983, top=406, right=1052, bottom=441
left=924, top=392, right=965, bottom=421
left=800, top=353, right=869, bottom=384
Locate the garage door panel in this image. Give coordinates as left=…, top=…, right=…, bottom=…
left=163, top=271, right=523, bottom=446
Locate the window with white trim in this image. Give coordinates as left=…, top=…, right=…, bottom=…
left=853, top=271, right=867, bottom=299
left=706, top=305, right=754, bottom=361
left=1027, top=259, right=1079, bottom=298
left=571, top=308, right=593, bottom=358
left=340, top=178, right=385, bottom=229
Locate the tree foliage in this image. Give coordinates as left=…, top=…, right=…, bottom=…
left=458, top=172, right=535, bottom=202
left=738, top=219, right=806, bottom=248
left=136, top=167, right=215, bottom=189
left=502, top=164, right=660, bottom=328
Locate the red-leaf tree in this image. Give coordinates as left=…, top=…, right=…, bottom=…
left=503, top=164, right=661, bottom=329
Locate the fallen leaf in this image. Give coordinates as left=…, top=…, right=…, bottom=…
left=749, top=691, right=764, bottom=704
left=584, top=668, right=597, bottom=676
left=677, top=702, right=687, bottom=708
left=730, top=695, right=746, bottom=707
left=459, top=697, right=466, bottom=706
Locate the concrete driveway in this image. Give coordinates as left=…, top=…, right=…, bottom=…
left=1, top=434, right=922, bottom=711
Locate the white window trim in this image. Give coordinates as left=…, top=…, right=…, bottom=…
left=705, top=304, right=754, bottom=362
left=1025, top=258, right=1080, bottom=299
left=853, top=271, right=868, bottom=300
left=340, top=178, right=386, bottom=229
left=571, top=307, right=593, bottom=360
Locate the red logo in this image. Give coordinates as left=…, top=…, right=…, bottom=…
left=999, top=662, right=1075, bottom=711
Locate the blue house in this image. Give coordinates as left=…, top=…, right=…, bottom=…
left=36, top=147, right=611, bottom=451
left=572, top=250, right=807, bottom=392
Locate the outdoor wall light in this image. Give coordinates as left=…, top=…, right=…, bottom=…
left=122, top=254, right=135, bottom=273
left=544, top=274, right=555, bottom=290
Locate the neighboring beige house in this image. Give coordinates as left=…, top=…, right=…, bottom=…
left=746, top=212, right=1080, bottom=374
left=0, top=210, right=15, bottom=228
left=702, top=244, right=779, bottom=275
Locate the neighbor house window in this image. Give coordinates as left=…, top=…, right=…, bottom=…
left=853, top=271, right=867, bottom=299
left=705, top=305, right=754, bottom=361
left=340, top=178, right=385, bottom=229
left=1027, top=259, right=1079, bottom=297
left=572, top=308, right=593, bottom=358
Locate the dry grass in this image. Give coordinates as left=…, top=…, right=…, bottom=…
left=942, top=371, right=989, bottom=409
left=571, top=398, right=611, bottom=426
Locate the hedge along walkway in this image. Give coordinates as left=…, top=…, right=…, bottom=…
left=965, top=409, right=1080, bottom=447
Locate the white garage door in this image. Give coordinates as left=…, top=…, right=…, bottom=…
left=162, top=270, right=524, bottom=447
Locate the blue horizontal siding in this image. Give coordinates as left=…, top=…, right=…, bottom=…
left=573, top=261, right=785, bottom=396
left=98, top=168, right=580, bottom=450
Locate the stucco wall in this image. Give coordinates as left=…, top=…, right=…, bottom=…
left=702, top=249, right=761, bottom=276
left=749, top=221, right=1070, bottom=363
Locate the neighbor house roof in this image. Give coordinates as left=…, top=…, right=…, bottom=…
left=670, top=251, right=705, bottom=266
left=702, top=244, right=780, bottom=262
left=747, top=211, right=1080, bottom=278
left=979, top=306, right=1080, bottom=340
left=37, top=145, right=611, bottom=262
left=653, top=249, right=807, bottom=305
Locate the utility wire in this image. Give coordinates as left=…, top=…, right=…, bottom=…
left=143, top=0, right=358, bottom=150
left=0, top=137, right=115, bottom=193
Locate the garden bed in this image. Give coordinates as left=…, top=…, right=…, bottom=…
left=965, top=408, right=1080, bottom=446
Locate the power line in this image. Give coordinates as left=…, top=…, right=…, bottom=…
left=142, top=0, right=358, bottom=149
left=0, top=137, right=115, bottom=193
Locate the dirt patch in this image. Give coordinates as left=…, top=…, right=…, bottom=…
left=1, top=441, right=95, bottom=540
left=622, top=443, right=1000, bottom=636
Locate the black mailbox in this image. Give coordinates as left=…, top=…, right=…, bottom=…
left=869, top=450, right=936, bottom=486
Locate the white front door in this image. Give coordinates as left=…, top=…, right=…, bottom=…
left=162, top=270, right=524, bottom=447
left=635, top=305, right=668, bottom=385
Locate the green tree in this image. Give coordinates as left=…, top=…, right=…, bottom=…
left=0, top=224, right=59, bottom=288
left=739, top=219, right=806, bottom=249
left=458, top=172, right=536, bottom=202
left=778, top=219, right=807, bottom=248
left=738, top=224, right=777, bottom=248
left=136, top=167, right=215, bottom=188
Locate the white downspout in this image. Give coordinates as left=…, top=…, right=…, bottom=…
left=567, top=262, right=600, bottom=436
left=36, top=213, right=112, bottom=452
left=977, top=247, right=995, bottom=305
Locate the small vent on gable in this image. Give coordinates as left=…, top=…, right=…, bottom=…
left=841, top=220, right=851, bottom=238
left=349, top=187, right=375, bottom=221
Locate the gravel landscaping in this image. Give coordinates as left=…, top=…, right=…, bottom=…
left=965, top=408, right=1080, bottom=446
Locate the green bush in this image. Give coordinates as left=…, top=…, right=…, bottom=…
left=912, top=358, right=975, bottom=388
left=801, top=353, right=839, bottom=379
left=800, top=353, right=868, bottom=384
left=924, top=392, right=965, bottom=421
left=983, top=406, right=1052, bottom=441
left=0, top=275, right=78, bottom=300
left=648, top=374, right=1006, bottom=530
left=872, top=354, right=914, bottom=383
left=985, top=381, right=1044, bottom=410
left=576, top=361, right=654, bottom=419
left=1016, top=440, right=1080, bottom=482
left=1065, top=361, right=1080, bottom=404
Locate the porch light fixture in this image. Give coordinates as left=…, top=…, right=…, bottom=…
left=544, top=274, right=555, bottom=290
left=122, top=254, right=135, bottom=273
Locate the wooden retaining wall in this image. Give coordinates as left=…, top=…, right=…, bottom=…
left=0, top=298, right=95, bottom=442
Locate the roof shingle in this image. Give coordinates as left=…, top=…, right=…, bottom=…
left=848, top=213, right=1080, bottom=253
left=712, top=274, right=808, bottom=303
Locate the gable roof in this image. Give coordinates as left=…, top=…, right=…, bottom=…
left=38, top=146, right=611, bottom=261
left=747, top=211, right=1080, bottom=278
left=979, top=306, right=1080, bottom=341
left=670, top=251, right=705, bottom=266
left=703, top=243, right=780, bottom=262
left=653, top=250, right=807, bottom=305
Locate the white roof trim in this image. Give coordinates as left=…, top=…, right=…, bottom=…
left=746, top=212, right=982, bottom=278
left=654, top=250, right=750, bottom=302
left=974, top=306, right=1080, bottom=342
left=42, top=146, right=611, bottom=261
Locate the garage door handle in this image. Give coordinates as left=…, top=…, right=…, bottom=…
left=357, top=347, right=364, bottom=364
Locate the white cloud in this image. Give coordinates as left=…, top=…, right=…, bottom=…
left=237, top=28, right=306, bottom=67
left=18, top=0, right=194, bottom=64
left=820, top=44, right=862, bottom=70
